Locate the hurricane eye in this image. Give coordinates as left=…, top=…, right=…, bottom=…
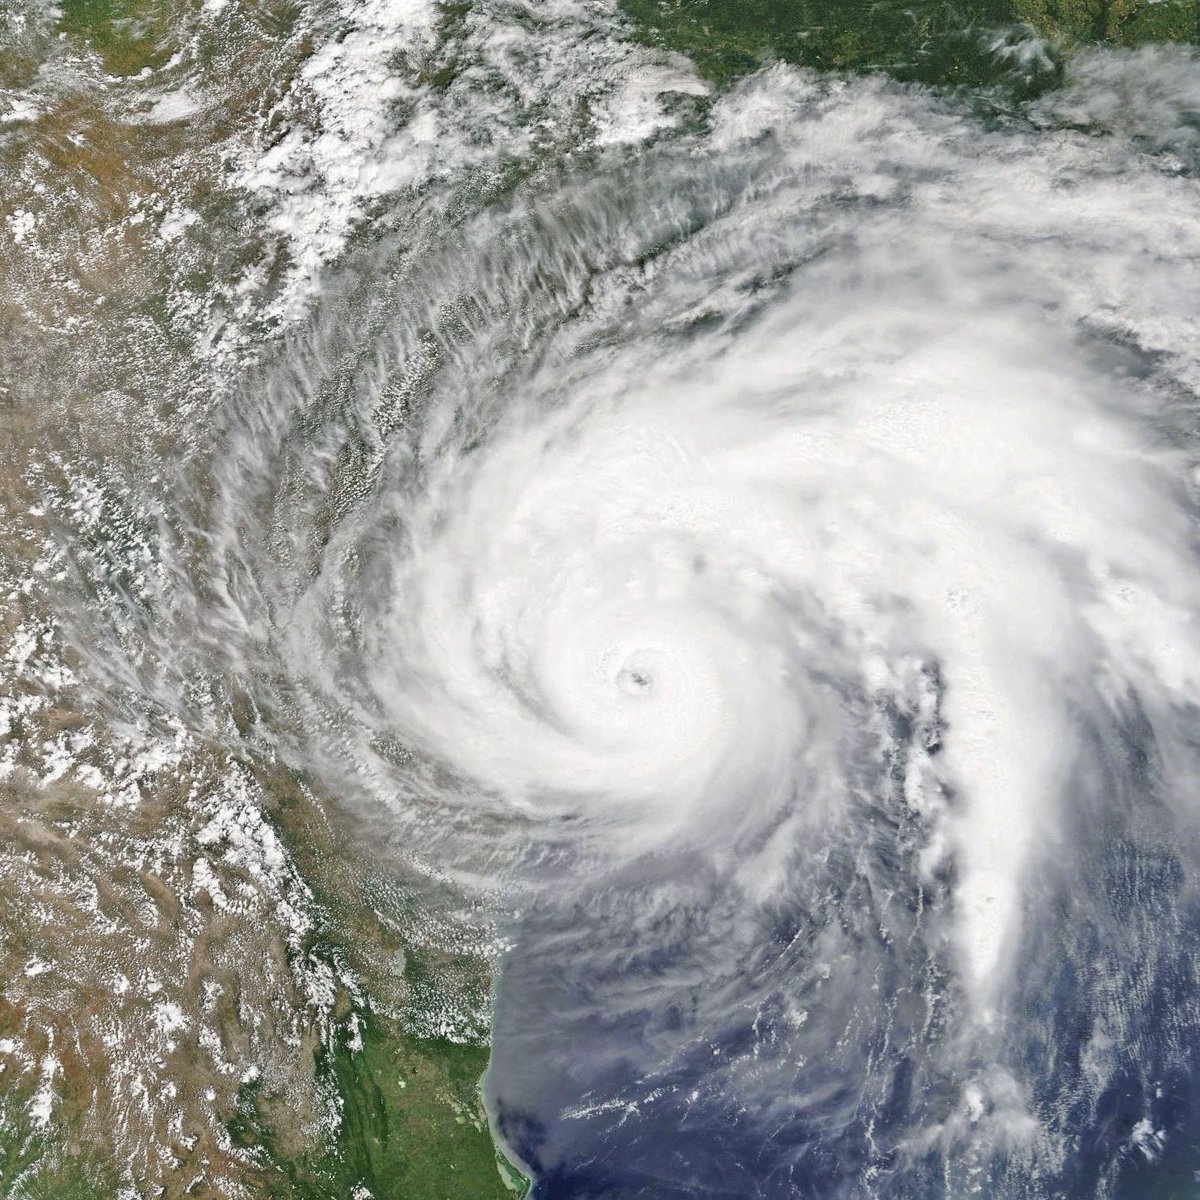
left=616, top=666, right=653, bottom=695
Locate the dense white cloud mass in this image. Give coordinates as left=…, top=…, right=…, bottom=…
left=92, top=27, right=1200, bottom=1196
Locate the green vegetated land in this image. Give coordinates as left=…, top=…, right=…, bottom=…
left=0, top=995, right=523, bottom=1200
left=227, top=775, right=531, bottom=1200
left=619, top=0, right=1197, bottom=87
left=56, top=0, right=183, bottom=74
left=0, top=1110, right=120, bottom=1200
left=228, top=1011, right=520, bottom=1200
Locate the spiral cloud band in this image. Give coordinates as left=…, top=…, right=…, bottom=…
left=135, top=49, right=1200, bottom=1197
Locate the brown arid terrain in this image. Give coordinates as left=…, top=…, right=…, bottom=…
left=0, top=2, right=518, bottom=1195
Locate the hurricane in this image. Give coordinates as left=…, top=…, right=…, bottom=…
left=29, top=6, right=1200, bottom=1197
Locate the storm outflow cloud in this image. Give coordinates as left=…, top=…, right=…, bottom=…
left=170, top=47, right=1200, bottom=1199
